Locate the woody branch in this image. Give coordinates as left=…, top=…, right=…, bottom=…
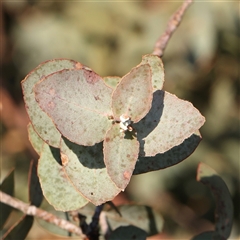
left=152, top=0, right=193, bottom=57
left=0, top=191, right=87, bottom=239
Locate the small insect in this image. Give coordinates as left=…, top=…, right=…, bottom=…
left=119, top=114, right=133, bottom=133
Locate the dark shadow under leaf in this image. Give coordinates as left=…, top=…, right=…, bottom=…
left=28, top=160, right=43, bottom=207
left=134, top=90, right=164, bottom=156
left=134, top=132, right=201, bottom=174
left=62, top=137, right=105, bottom=169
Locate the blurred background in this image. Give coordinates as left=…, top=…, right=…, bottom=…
left=1, top=1, right=239, bottom=239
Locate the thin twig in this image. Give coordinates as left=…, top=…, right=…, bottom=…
left=0, top=191, right=87, bottom=239
left=152, top=0, right=193, bottom=57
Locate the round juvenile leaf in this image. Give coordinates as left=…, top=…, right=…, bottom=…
left=134, top=131, right=202, bottom=174
left=38, top=144, right=88, bottom=211
left=135, top=90, right=205, bottom=157
left=106, top=205, right=164, bottom=236
left=108, top=226, right=147, bottom=240
left=60, top=138, right=121, bottom=206
left=27, top=123, right=44, bottom=155
left=35, top=68, right=113, bottom=146
left=112, top=64, right=153, bottom=123
left=140, top=54, right=165, bottom=91
left=22, top=59, right=82, bottom=147
left=197, top=163, right=233, bottom=239
left=103, top=124, right=139, bottom=190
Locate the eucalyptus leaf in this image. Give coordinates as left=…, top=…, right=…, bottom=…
left=106, top=205, right=164, bottom=236
left=38, top=144, right=88, bottom=211
left=112, top=64, right=153, bottom=123
left=103, top=124, right=139, bottom=190
left=196, top=163, right=233, bottom=239
left=134, top=131, right=201, bottom=174
left=140, top=54, right=165, bottom=91
left=103, top=76, right=121, bottom=89
left=60, top=138, right=121, bottom=206
left=35, top=68, right=113, bottom=146
left=27, top=123, right=44, bottom=155
left=135, top=90, right=205, bottom=157
left=22, top=59, right=82, bottom=147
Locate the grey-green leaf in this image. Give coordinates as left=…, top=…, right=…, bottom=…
left=103, top=124, right=139, bottom=190
left=35, top=68, right=113, bottom=146
left=60, top=138, right=121, bottom=206
left=134, top=131, right=202, bottom=174
left=27, top=123, right=44, bottom=155
left=135, top=90, right=205, bottom=157
left=103, top=76, right=121, bottom=89
left=112, top=64, right=153, bottom=123
left=140, top=54, right=165, bottom=91
left=106, top=205, right=164, bottom=236
left=38, top=144, right=88, bottom=211
left=22, top=59, right=82, bottom=147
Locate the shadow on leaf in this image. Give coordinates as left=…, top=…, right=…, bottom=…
left=134, top=132, right=201, bottom=174
left=135, top=90, right=164, bottom=156
left=62, top=137, right=105, bottom=169
left=49, top=146, right=62, bottom=166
